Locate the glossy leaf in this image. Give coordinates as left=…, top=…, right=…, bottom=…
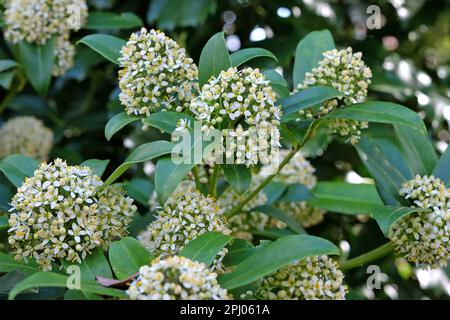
left=0, top=59, right=18, bottom=72
left=143, top=111, right=195, bottom=134
left=262, top=69, right=289, bottom=98
left=80, top=159, right=110, bottom=177
left=222, top=165, right=252, bottom=194
left=180, top=232, right=233, bottom=266
left=198, top=32, right=231, bottom=86
left=372, top=205, right=427, bottom=236
left=278, top=183, right=312, bottom=203
left=108, top=237, right=153, bottom=280
left=62, top=248, right=112, bottom=281
left=230, top=48, right=277, bottom=67
left=252, top=205, right=306, bottom=234
left=86, top=12, right=143, bottom=30
left=262, top=181, right=286, bottom=205
left=78, top=34, right=126, bottom=65
left=123, top=178, right=154, bottom=207
left=218, top=234, right=339, bottom=289
left=105, top=112, right=141, bottom=141
left=0, top=155, right=39, bottom=187
left=0, top=253, right=44, bottom=275
left=433, top=145, right=450, bottom=186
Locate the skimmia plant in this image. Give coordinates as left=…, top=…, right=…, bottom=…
left=0, top=7, right=448, bottom=300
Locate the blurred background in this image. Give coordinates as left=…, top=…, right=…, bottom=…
left=1, top=0, right=450, bottom=299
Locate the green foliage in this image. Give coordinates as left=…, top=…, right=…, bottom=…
left=198, top=32, right=231, bottom=86
left=78, top=34, right=126, bottom=64
left=180, top=232, right=233, bottom=267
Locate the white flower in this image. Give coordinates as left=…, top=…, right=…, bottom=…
left=0, top=116, right=53, bottom=161
left=139, top=187, right=231, bottom=272
left=390, top=175, right=450, bottom=268
left=126, top=256, right=229, bottom=300
left=190, top=67, right=281, bottom=129
left=7, top=159, right=136, bottom=270
left=118, top=28, right=198, bottom=116
left=257, top=255, right=348, bottom=300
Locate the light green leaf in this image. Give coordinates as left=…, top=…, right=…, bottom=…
left=102, top=140, right=174, bottom=189
left=218, top=234, right=339, bottom=289
left=198, top=32, right=231, bottom=86
left=123, top=178, right=154, bottom=207
left=86, top=12, right=143, bottom=30
left=372, top=205, right=427, bottom=236
left=105, top=112, right=141, bottom=141
left=230, top=48, right=277, bottom=67
left=80, top=159, right=110, bottom=177
left=0, top=155, right=39, bottom=188
left=252, top=205, right=306, bottom=234
left=321, top=102, right=427, bottom=133
left=78, top=34, right=126, bottom=65
left=293, top=30, right=335, bottom=87
left=18, top=37, right=55, bottom=96
left=309, top=181, right=383, bottom=215
left=180, top=232, right=233, bottom=266
left=222, top=165, right=252, bottom=194
left=109, top=237, right=153, bottom=279
left=143, top=111, right=195, bottom=134
left=9, top=272, right=126, bottom=300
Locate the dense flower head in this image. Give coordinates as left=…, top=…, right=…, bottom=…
left=139, top=188, right=231, bottom=271
left=7, top=159, right=136, bottom=270
left=0, top=116, right=53, bottom=161
left=390, top=175, right=450, bottom=268
left=126, top=256, right=229, bottom=300
left=3, top=0, right=88, bottom=76
left=257, top=255, right=348, bottom=300
left=118, top=28, right=199, bottom=116
left=190, top=67, right=281, bottom=130
left=297, top=47, right=372, bottom=144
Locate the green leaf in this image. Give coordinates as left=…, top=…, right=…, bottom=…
left=223, top=240, right=260, bottom=267
left=321, top=102, right=427, bottom=133
left=218, top=234, right=339, bottom=290
left=433, top=145, right=450, bottom=185
left=108, top=237, right=153, bottom=280
left=0, top=253, right=43, bottom=275
left=78, top=34, right=126, bottom=65
left=308, top=181, right=383, bottom=215
left=80, top=159, right=110, bottom=177
left=262, top=181, right=286, bottom=205
left=252, top=205, right=306, bottom=234
left=280, top=86, right=343, bottom=118
left=278, top=183, right=312, bottom=203
left=372, top=205, right=427, bottom=236
left=293, top=30, right=335, bottom=87
left=222, top=165, right=252, bottom=194
left=356, top=137, right=413, bottom=205
left=180, top=232, right=233, bottom=266
left=0, top=183, right=12, bottom=212
left=102, top=140, right=174, bottom=189
left=123, top=178, right=154, bottom=207
left=0, top=271, right=27, bottom=295
left=198, top=32, right=231, bottom=86
left=62, top=248, right=112, bottom=281
left=0, top=155, right=39, bottom=188
left=86, top=12, right=143, bottom=30
left=18, top=37, right=55, bottom=96
left=64, top=289, right=103, bottom=300
left=395, top=125, right=437, bottom=176
left=143, top=111, right=195, bottom=134
left=251, top=228, right=296, bottom=240
left=9, top=272, right=126, bottom=300
left=0, top=59, right=18, bottom=72
left=262, top=69, right=289, bottom=98
left=0, top=69, right=16, bottom=90
left=230, top=48, right=277, bottom=67
left=0, top=216, right=8, bottom=230
left=105, top=112, right=141, bottom=141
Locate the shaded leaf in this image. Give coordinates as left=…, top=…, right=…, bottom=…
left=252, top=205, right=306, bottom=234
left=86, top=12, right=143, bottom=30
left=230, top=48, right=277, bottom=67
left=0, top=155, right=39, bottom=188
left=105, top=112, right=141, bottom=141
left=372, top=205, right=427, bottom=236
left=180, top=232, right=233, bottom=266
left=222, top=165, right=252, bottom=194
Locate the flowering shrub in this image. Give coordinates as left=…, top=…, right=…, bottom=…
left=0, top=0, right=449, bottom=303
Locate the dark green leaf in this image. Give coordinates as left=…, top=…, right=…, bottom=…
left=0, top=59, right=18, bottom=72
left=252, top=205, right=306, bottom=234
left=64, top=289, right=103, bottom=300
left=123, top=178, right=154, bottom=207
left=78, top=34, right=126, bottom=65
left=262, top=69, right=289, bottom=98
left=372, top=205, right=427, bottom=236
left=180, top=232, right=233, bottom=266
left=0, top=216, right=8, bottom=230
left=433, top=146, right=450, bottom=186
left=108, top=237, right=153, bottom=280
left=80, top=159, right=110, bottom=177
left=105, top=112, right=141, bottom=141
left=0, top=253, right=43, bottom=275
left=198, top=32, right=231, bottom=86
left=143, top=111, right=195, bottom=134
left=222, top=165, right=252, bottom=194
left=230, top=48, right=277, bottom=67
left=218, top=234, right=339, bottom=289
left=262, top=181, right=286, bottom=205
left=293, top=30, right=335, bottom=87
left=0, top=155, right=39, bottom=188
left=18, top=37, right=55, bottom=96
left=86, top=12, right=143, bottom=30
left=278, top=183, right=312, bottom=203
left=62, top=248, right=112, bottom=281
left=0, top=69, right=16, bottom=90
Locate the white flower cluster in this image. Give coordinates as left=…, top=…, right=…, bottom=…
left=139, top=188, right=231, bottom=271
left=7, top=159, right=136, bottom=270
left=190, top=67, right=281, bottom=129
left=257, top=255, right=348, bottom=300
left=3, top=0, right=88, bottom=76
left=297, top=47, right=372, bottom=144
left=390, top=175, right=450, bottom=268
left=126, top=256, right=229, bottom=300
left=118, top=28, right=199, bottom=117
left=0, top=116, right=53, bottom=161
